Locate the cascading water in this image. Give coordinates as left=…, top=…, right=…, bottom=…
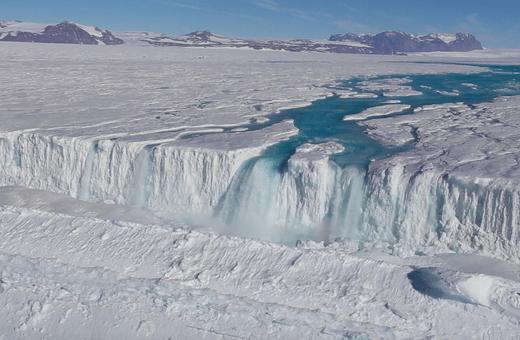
left=213, top=64, right=520, bottom=251
left=128, top=145, right=154, bottom=208
left=78, top=140, right=99, bottom=201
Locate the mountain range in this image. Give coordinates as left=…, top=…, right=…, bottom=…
left=330, top=31, right=482, bottom=53
left=0, top=20, right=483, bottom=54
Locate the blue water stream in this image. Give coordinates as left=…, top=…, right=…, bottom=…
left=224, top=64, right=520, bottom=176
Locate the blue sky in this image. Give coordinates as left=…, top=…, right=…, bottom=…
left=3, top=0, right=520, bottom=48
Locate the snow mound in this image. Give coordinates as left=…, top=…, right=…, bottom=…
left=358, top=78, right=422, bottom=97
left=409, top=267, right=520, bottom=319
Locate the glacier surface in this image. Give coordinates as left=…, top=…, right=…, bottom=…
left=2, top=42, right=520, bottom=338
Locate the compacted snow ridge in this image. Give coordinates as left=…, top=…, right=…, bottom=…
left=2, top=42, right=520, bottom=338
left=343, top=104, right=412, bottom=121
left=358, top=78, right=423, bottom=97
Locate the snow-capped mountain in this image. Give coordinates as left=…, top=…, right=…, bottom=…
left=118, top=29, right=375, bottom=53
left=119, top=29, right=483, bottom=54
left=0, top=20, right=123, bottom=45
left=330, top=31, right=483, bottom=54
left=1, top=20, right=483, bottom=53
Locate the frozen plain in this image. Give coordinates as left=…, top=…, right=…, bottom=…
left=2, top=42, right=520, bottom=338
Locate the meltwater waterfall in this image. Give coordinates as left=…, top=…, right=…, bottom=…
left=2, top=65, right=520, bottom=259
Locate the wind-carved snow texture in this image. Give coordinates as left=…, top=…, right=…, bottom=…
left=1, top=203, right=520, bottom=338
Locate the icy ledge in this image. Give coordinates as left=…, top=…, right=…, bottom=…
left=0, top=120, right=297, bottom=221
left=355, top=95, right=520, bottom=259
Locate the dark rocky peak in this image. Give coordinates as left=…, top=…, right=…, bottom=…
left=449, top=33, right=483, bottom=51
left=187, top=30, right=215, bottom=41
left=0, top=20, right=123, bottom=45
left=43, top=21, right=123, bottom=45
left=329, top=30, right=483, bottom=54
left=42, top=21, right=99, bottom=44
left=373, top=31, right=416, bottom=54
left=329, top=33, right=375, bottom=46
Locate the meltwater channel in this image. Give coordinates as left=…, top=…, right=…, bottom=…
left=211, top=64, right=520, bottom=246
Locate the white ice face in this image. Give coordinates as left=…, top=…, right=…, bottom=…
left=1, top=41, right=520, bottom=338
left=343, top=103, right=411, bottom=121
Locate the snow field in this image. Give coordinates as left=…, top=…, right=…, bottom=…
left=0, top=204, right=520, bottom=338
left=2, top=42, right=520, bottom=338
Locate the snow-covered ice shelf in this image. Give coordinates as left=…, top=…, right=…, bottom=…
left=0, top=43, right=487, bottom=228
left=2, top=42, right=520, bottom=338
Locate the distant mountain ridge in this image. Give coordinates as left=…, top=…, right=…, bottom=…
left=121, top=29, right=483, bottom=54
left=0, top=20, right=482, bottom=54
left=123, top=29, right=374, bottom=53
left=0, top=21, right=123, bottom=45
left=330, top=31, right=483, bottom=53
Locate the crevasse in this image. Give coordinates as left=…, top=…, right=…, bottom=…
left=1, top=130, right=520, bottom=260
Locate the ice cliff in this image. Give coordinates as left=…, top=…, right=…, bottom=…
left=1, top=43, right=519, bottom=261
left=0, top=120, right=297, bottom=220
left=2, top=96, right=520, bottom=261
